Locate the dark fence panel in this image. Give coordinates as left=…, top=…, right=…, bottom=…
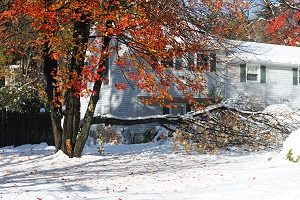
left=0, top=109, right=54, bottom=148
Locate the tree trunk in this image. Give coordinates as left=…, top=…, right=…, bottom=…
left=61, top=13, right=90, bottom=157
left=42, top=0, right=63, bottom=152
left=73, top=36, right=111, bottom=157
left=42, top=2, right=112, bottom=157
left=43, top=43, right=63, bottom=151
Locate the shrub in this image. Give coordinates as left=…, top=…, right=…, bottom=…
left=91, top=126, right=123, bottom=154
left=287, top=149, right=300, bottom=163
left=0, top=83, right=45, bottom=113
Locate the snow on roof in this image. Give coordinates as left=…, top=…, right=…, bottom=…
left=228, top=41, right=300, bottom=66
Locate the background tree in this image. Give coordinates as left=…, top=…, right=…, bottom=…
left=0, top=0, right=249, bottom=157
left=249, top=0, right=300, bottom=45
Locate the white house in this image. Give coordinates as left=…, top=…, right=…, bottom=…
left=222, top=41, right=300, bottom=108
left=80, top=41, right=214, bottom=141
left=80, top=40, right=300, bottom=142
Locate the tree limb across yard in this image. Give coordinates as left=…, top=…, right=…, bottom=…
left=93, top=103, right=285, bottom=127
left=93, top=103, right=290, bottom=149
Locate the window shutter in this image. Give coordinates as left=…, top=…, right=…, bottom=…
left=175, top=57, right=183, bottom=70
left=186, top=104, right=191, bottom=112
left=163, top=107, right=169, bottom=114
left=293, top=68, right=298, bottom=85
left=260, top=65, right=266, bottom=83
left=240, top=64, right=246, bottom=82
left=210, top=53, right=217, bottom=72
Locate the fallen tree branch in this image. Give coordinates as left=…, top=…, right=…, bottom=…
left=92, top=114, right=183, bottom=126
left=90, top=102, right=293, bottom=151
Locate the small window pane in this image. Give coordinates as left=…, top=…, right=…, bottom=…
left=247, top=65, right=258, bottom=73
left=247, top=74, right=258, bottom=81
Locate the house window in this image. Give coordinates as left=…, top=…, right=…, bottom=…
left=292, top=68, right=298, bottom=85
left=240, top=64, right=266, bottom=83
left=163, top=103, right=192, bottom=115
left=196, top=52, right=216, bottom=72
left=161, top=59, right=173, bottom=69
left=187, top=53, right=195, bottom=70
left=197, top=53, right=208, bottom=66
left=247, top=65, right=258, bottom=81
left=170, top=103, right=186, bottom=115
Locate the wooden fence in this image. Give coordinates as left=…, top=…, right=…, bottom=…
left=0, top=109, right=54, bottom=148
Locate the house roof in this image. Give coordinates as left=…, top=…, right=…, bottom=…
left=228, top=41, right=300, bottom=66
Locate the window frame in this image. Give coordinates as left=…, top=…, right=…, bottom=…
left=246, top=64, right=260, bottom=82
left=196, top=52, right=217, bottom=72
left=240, top=63, right=261, bottom=83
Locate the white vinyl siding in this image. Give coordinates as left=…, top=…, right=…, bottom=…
left=228, top=64, right=300, bottom=108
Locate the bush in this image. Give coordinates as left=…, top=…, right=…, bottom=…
left=0, top=83, right=45, bottom=113
left=287, top=149, right=300, bottom=163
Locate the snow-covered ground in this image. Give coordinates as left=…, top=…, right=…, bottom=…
left=1, top=140, right=300, bottom=200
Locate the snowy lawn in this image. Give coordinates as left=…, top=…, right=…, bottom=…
left=1, top=141, right=300, bottom=200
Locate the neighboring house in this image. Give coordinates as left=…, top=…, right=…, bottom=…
left=222, top=41, right=300, bottom=109
left=0, top=64, right=21, bottom=87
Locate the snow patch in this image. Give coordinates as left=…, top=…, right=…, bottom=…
left=229, top=40, right=300, bottom=65
left=263, top=104, right=293, bottom=114
left=281, top=129, right=300, bottom=159
left=1, top=141, right=300, bottom=200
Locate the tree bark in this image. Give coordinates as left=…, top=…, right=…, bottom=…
left=62, top=13, right=90, bottom=157
left=43, top=43, right=63, bottom=151
left=93, top=115, right=181, bottom=126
